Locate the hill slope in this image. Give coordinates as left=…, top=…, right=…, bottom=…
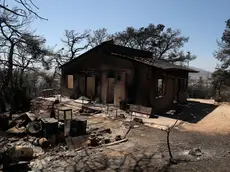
left=189, top=67, right=212, bottom=80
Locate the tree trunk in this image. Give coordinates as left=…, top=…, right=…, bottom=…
left=2, top=42, right=15, bottom=92
left=6, top=43, right=15, bottom=120
left=167, top=131, right=173, bottom=160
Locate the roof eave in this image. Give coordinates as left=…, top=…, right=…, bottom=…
left=165, top=68, right=199, bottom=73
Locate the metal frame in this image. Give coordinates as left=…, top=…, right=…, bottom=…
left=57, top=108, right=73, bottom=137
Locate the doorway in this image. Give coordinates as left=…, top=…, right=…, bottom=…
left=86, top=76, right=95, bottom=99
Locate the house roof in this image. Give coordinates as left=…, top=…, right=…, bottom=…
left=60, top=41, right=198, bottom=73
left=110, top=53, right=198, bottom=73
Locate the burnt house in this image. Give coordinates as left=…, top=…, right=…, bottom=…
left=60, top=40, right=198, bottom=111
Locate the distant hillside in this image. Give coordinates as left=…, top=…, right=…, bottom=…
left=189, top=67, right=212, bottom=80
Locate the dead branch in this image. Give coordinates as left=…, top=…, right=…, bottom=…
left=103, top=138, right=128, bottom=146
left=61, top=30, right=90, bottom=61
left=0, top=0, right=47, bottom=20
left=161, top=118, right=184, bottom=163
left=0, top=5, right=24, bottom=16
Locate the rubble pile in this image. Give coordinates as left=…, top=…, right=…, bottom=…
left=0, top=97, right=130, bottom=171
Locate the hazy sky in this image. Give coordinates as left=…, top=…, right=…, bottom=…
left=28, top=0, right=230, bottom=71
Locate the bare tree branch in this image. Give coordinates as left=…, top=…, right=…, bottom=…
left=88, top=28, right=110, bottom=48
left=0, top=4, right=24, bottom=16
left=0, top=0, right=47, bottom=20
left=61, top=29, right=90, bottom=61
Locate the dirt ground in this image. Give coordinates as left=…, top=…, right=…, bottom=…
left=3, top=98, right=230, bottom=172
left=28, top=121, right=230, bottom=172
left=40, top=98, right=230, bottom=171
left=182, top=99, right=230, bottom=135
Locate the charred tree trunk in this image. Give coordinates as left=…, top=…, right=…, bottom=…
left=0, top=42, right=15, bottom=116
left=8, top=43, right=15, bottom=119
left=3, top=42, right=15, bottom=91
left=166, top=131, right=173, bottom=160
